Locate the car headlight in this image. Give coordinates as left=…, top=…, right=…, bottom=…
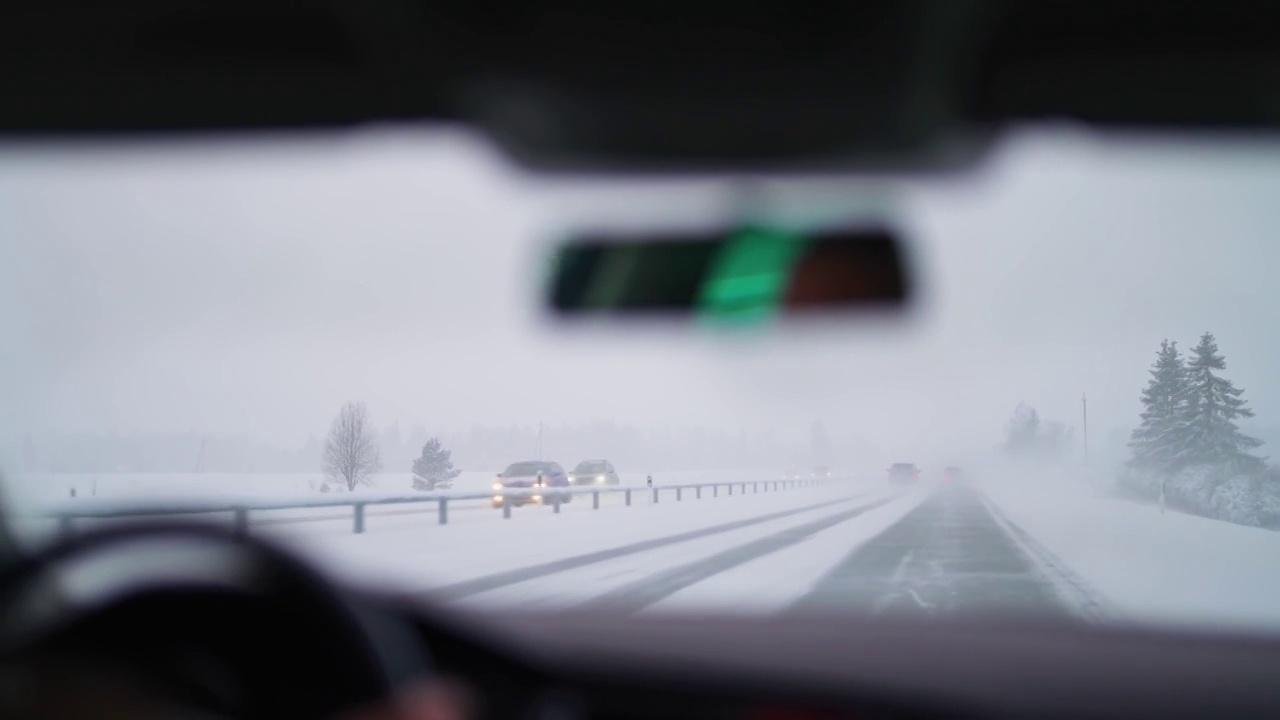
left=596, top=474, right=605, bottom=482
left=493, top=482, right=503, bottom=490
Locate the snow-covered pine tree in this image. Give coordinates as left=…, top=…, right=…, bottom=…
left=1003, top=403, right=1040, bottom=457
left=412, top=437, right=463, bottom=491
left=1174, top=332, right=1265, bottom=474
left=1128, top=339, right=1189, bottom=472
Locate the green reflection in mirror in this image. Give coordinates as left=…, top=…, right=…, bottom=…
left=696, top=227, right=810, bottom=325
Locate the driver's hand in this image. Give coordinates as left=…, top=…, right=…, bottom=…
left=337, top=680, right=473, bottom=720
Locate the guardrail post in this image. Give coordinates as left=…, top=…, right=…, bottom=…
left=625, top=489, right=632, bottom=506
left=713, top=485, right=718, bottom=497
left=353, top=503, right=366, bottom=534
left=753, top=482, right=758, bottom=494
left=233, top=507, right=249, bottom=538
left=593, top=491, right=600, bottom=510
left=728, top=484, right=733, bottom=496
left=676, top=487, right=682, bottom=501
left=695, top=486, right=701, bottom=500
left=553, top=495, right=561, bottom=514
left=503, top=497, right=512, bottom=519
left=653, top=487, right=659, bottom=504
left=438, top=498, right=449, bottom=525
left=58, top=515, right=74, bottom=542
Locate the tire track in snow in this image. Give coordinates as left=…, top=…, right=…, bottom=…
left=424, top=493, right=871, bottom=602
left=575, top=496, right=898, bottom=615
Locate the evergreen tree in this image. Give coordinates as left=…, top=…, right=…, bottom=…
left=1128, top=339, right=1190, bottom=472
left=1003, top=403, right=1040, bottom=456
left=412, top=437, right=462, bottom=491
left=1173, top=332, right=1264, bottom=473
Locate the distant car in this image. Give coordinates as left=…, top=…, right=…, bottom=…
left=783, top=470, right=802, bottom=481
left=492, top=460, right=571, bottom=508
left=888, top=463, right=921, bottom=485
left=569, top=459, right=620, bottom=486
left=813, top=466, right=832, bottom=479
left=943, top=466, right=964, bottom=483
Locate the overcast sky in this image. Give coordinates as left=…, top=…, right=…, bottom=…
left=3, top=126, right=1280, bottom=471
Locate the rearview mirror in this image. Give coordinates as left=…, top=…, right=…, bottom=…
left=545, top=225, right=911, bottom=325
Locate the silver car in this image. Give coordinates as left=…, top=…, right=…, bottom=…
left=569, top=459, right=620, bottom=485
left=492, top=460, right=572, bottom=508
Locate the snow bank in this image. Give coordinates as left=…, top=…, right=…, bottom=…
left=974, top=461, right=1280, bottom=634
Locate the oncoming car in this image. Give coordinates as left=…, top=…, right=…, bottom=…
left=492, top=461, right=571, bottom=508
left=569, top=459, right=620, bottom=486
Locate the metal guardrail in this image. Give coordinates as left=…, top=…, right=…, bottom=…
left=33, top=478, right=841, bottom=539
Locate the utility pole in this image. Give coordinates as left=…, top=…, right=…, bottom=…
left=536, top=421, right=543, bottom=460
left=1082, top=392, right=1089, bottom=464
left=195, top=437, right=206, bottom=473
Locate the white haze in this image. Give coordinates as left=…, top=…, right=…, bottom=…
left=3, top=127, right=1280, bottom=490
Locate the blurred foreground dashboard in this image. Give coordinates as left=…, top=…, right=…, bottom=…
left=3, top=577, right=1280, bottom=720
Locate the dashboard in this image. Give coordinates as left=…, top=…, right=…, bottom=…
left=1, top=526, right=1279, bottom=720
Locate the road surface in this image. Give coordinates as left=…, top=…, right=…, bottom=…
left=794, top=484, right=1066, bottom=618
left=376, top=482, right=1107, bottom=621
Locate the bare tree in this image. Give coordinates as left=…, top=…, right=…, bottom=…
left=323, top=401, right=382, bottom=491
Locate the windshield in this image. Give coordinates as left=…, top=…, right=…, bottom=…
left=502, top=463, right=551, bottom=477
left=574, top=462, right=608, bottom=473
left=4, top=128, right=1280, bottom=635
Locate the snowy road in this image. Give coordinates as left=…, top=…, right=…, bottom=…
left=25, top=470, right=1280, bottom=632
left=795, top=484, right=1069, bottom=619
left=272, top=480, right=1104, bottom=621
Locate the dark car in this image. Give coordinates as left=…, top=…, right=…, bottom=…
left=888, top=463, right=921, bottom=485
left=492, top=460, right=571, bottom=508
left=569, top=459, right=620, bottom=486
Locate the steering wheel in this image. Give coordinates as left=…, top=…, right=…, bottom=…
left=0, top=522, right=430, bottom=719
